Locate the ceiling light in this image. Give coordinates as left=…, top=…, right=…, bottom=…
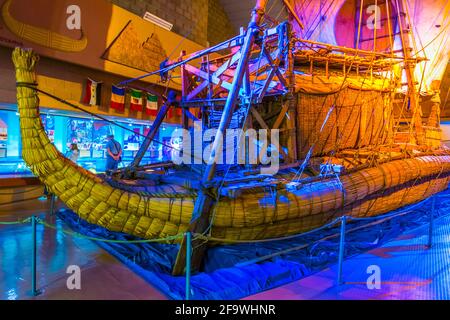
left=143, top=12, right=173, bottom=31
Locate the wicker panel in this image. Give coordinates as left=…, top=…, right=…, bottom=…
left=297, top=88, right=391, bottom=158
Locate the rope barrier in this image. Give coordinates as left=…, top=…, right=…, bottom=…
left=197, top=194, right=435, bottom=244
left=117, top=35, right=243, bottom=87
left=0, top=217, right=31, bottom=225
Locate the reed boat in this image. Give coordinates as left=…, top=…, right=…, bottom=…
left=12, top=0, right=450, bottom=273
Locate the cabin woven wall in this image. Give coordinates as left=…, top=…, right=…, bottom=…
left=296, top=88, right=393, bottom=158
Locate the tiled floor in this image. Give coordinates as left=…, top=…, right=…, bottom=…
left=0, top=198, right=167, bottom=300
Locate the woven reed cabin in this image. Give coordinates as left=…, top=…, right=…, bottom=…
left=10, top=0, right=450, bottom=275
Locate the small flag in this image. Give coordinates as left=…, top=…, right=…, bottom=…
left=110, top=85, right=125, bottom=111
left=145, top=94, right=158, bottom=116
left=130, top=89, right=143, bottom=112
left=83, top=78, right=102, bottom=106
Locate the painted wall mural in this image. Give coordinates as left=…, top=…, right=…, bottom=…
left=0, top=0, right=203, bottom=87
left=103, top=21, right=168, bottom=73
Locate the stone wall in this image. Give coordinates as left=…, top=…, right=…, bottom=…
left=110, top=0, right=235, bottom=47
left=207, top=0, right=236, bottom=45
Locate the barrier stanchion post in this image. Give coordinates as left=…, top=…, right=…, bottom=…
left=337, top=216, right=347, bottom=285
left=49, top=194, right=55, bottom=216
left=31, top=215, right=40, bottom=296
left=428, top=197, right=435, bottom=248
left=185, top=232, right=192, bottom=300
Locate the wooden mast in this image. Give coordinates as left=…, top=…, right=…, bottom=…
left=172, top=0, right=269, bottom=275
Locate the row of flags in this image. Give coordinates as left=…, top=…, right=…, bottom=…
left=82, top=79, right=162, bottom=117
left=112, top=86, right=159, bottom=115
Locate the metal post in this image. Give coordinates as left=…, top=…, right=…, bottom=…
left=31, top=215, right=39, bottom=296
left=185, top=232, right=192, bottom=300
left=49, top=193, right=55, bottom=216
left=172, top=0, right=269, bottom=276
left=428, top=197, right=435, bottom=248
left=337, top=216, right=347, bottom=285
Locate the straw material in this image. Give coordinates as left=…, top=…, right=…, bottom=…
left=297, top=88, right=393, bottom=158
left=13, top=48, right=450, bottom=243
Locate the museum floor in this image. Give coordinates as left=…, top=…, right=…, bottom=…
left=1, top=194, right=450, bottom=300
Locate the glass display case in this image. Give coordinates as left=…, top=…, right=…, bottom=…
left=92, top=120, right=114, bottom=159
left=41, top=114, right=55, bottom=143
left=0, top=108, right=180, bottom=176
left=67, top=118, right=94, bottom=158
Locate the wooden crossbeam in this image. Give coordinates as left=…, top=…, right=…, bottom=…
left=184, top=64, right=233, bottom=91
left=185, top=53, right=242, bottom=101
left=272, top=102, right=290, bottom=129
left=250, top=107, right=289, bottom=160
left=212, top=52, right=241, bottom=78
left=262, top=47, right=288, bottom=89
left=183, top=108, right=200, bottom=122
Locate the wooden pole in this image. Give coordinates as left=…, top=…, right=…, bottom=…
left=282, top=0, right=304, bottom=29
left=181, top=50, right=190, bottom=130
left=172, top=0, right=269, bottom=276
